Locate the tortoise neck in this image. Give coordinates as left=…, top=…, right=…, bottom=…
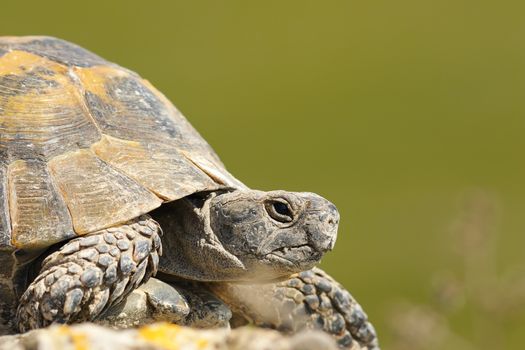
left=151, top=192, right=246, bottom=281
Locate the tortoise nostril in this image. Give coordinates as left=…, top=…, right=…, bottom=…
left=327, top=215, right=338, bottom=227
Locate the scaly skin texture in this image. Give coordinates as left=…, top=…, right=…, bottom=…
left=16, top=215, right=162, bottom=332
left=208, top=267, right=379, bottom=349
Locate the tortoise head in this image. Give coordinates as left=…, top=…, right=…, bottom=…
left=154, top=189, right=339, bottom=282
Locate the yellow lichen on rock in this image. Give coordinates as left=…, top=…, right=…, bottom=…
left=139, top=323, right=218, bottom=350
left=55, top=326, right=89, bottom=350
left=0, top=322, right=340, bottom=350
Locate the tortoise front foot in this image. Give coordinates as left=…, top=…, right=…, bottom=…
left=98, top=278, right=231, bottom=329
left=208, top=267, right=379, bottom=349
left=16, top=215, right=162, bottom=332
left=278, top=268, right=379, bottom=349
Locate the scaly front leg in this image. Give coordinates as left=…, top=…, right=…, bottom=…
left=16, top=215, right=162, bottom=332
left=208, top=267, right=379, bottom=349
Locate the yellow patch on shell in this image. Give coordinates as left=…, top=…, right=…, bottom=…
left=0, top=49, right=102, bottom=162
left=1, top=73, right=85, bottom=125
left=0, top=50, right=60, bottom=75
left=73, top=65, right=128, bottom=102
left=0, top=50, right=78, bottom=131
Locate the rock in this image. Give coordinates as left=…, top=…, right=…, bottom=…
left=0, top=322, right=340, bottom=350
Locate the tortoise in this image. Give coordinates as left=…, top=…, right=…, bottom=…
left=0, top=36, right=378, bottom=348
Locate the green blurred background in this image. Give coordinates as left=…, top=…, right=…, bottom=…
left=2, top=1, right=524, bottom=348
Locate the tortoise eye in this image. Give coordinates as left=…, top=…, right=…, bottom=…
left=265, top=199, right=294, bottom=223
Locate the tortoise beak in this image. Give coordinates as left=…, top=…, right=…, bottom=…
left=303, top=194, right=339, bottom=253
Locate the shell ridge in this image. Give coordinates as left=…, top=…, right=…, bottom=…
left=45, top=161, right=77, bottom=235
left=179, top=150, right=247, bottom=190
left=67, top=67, right=104, bottom=137
left=89, top=148, right=164, bottom=202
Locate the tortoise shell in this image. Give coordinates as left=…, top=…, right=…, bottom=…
left=0, top=36, right=243, bottom=250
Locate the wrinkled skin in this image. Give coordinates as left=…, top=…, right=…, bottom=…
left=154, top=189, right=339, bottom=282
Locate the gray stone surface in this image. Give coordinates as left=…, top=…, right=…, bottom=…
left=0, top=323, right=342, bottom=350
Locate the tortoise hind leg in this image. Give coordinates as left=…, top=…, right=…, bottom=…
left=16, top=215, right=162, bottom=332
